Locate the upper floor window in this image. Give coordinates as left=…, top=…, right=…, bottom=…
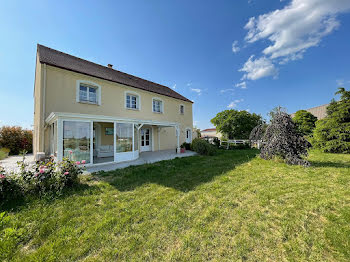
left=152, top=98, right=163, bottom=113
left=180, top=105, right=185, bottom=114
left=76, top=80, right=101, bottom=105
left=80, top=84, right=97, bottom=103
left=125, top=92, right=140, bottom=110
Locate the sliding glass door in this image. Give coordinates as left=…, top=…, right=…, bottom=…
left=63, top=121, right=91, bottom=164
left=60, top=120, right=138, bottom=164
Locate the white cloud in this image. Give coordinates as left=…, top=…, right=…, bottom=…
left=235, top=81, right=247, bottom=89
left=336, top=79, right=345, bottom=86
left=220, top=88, right=235, bottom=94
left=239, top=55, right=278, bottom=80
left=187, top=82, right=192, bottom=87
left=240, top=0, right=350, bottom=80
left=232, top=40, right=240, bottom=53
left=191, top=88, right=202, bottom=95
left=245, top=0, right=350, bottom=61
left=171, top=84, right=176, bottom=90
left=227, top=99, right=244, bottom=109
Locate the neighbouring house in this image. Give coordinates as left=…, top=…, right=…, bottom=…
left=33, top=44, right=193, bottom=165
left=291, top=104, right=329, bottom=120
left=200, top=128, right=222, bottom=139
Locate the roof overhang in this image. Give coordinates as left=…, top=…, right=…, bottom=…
left=45, top=112, right=179, bottom=127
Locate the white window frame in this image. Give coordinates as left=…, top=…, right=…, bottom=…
left=152, top=97, right=164, bottom=114
left=185, top=127, right=192, bottom=143
left=124, top=91, right=141, bottom=110
left=179, top=104, right=185, bottom=115
left=76, top=80, right=101, bottom=105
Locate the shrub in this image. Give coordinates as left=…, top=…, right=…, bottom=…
left=0, top=167, right=22, bottom=202
left=191, top=138, right=216, bottom=156
left=181, top=142, right=191, bottom=150
left=0, top=156, right=84, bottom=204
left=260, top=111, right=311, bottom=166
left=312, top=88, right=350, bottom=153
left=249, top=124, right=267, bottom=141
left=0, top=151, right=7, bottom=161
left=0, top=126, right=33, bottom=155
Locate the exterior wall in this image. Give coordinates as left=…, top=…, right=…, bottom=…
left=291, top=104, right=329, bottom=120
left=39, top=65, right=193, bottom=154
left=98, top=122, right=114, bottom=145
left=33, top=54, right=44, bottom=155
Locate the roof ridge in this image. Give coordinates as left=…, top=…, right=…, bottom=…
left=37, top=44, right=186, bottom=99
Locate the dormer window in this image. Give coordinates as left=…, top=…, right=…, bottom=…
left=125, top=91, right=140, bottom=110
left=180, top=105, right=185, bottom=114
left=76, top=80, right=101, bottom=105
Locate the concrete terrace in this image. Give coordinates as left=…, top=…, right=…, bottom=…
left=86, top=150, right=197, bottom=173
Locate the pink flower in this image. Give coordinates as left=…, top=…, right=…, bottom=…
left=76, top=161, right=81, bottom=165
left=39, top=169, right=45, bottom=174
left=0, top=174, right=5, bottom=179
left=69, top=150, right=73, bottom=154
left=81, top=160, right=86, bottom=164
left=64, top=172, right=69, bottom=175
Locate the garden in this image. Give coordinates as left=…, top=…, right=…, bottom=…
left=0, top=88, right=349, bottom=261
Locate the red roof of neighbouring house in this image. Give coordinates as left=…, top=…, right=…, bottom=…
left=201, top=128, right=216, bottom=132
left=37, top=44, right=192, bottom=103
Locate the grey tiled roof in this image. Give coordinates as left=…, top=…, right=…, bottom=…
left=37, top=44, right=192, bottom=103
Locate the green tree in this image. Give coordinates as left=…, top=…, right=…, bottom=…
left=312, top=88, right=350, bottom=153
left=292, top=110, right=318, bottom=136
left=211, top=110, right=262, bottom=139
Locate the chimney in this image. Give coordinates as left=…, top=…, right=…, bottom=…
left=107, top=64, right=113, bottom=69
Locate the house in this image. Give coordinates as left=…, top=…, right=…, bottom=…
left=33, top=44, right=193, bottom=165
left=291, top=104, right=329, bottom=120
left=200, top=128, right=222, bottom=139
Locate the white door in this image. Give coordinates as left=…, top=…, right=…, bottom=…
left=186, top=129, right=192, bottom=143
left=140, top=128, right=151, bottom=152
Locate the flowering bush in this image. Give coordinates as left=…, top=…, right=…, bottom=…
left=0, top=167, right=21, bottom=202
left=0, top=156, right=85, bottom=203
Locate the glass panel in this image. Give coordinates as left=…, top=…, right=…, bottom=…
left=126, top=95, right=131, bottom=108
left=116, top=123, right=133, bottom=152
left=153, top=100, right=162, bottom=112
left=89, top=88, right=97, bottom=103
left=130, top=96, right=136, bottom=108
left=63, top=121, right=90, bottom=163
left=79, top=85, right=88, bottom=101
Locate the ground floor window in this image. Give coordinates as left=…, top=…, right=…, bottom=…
left=116, top=123, right=133, bottom=153
left=63, top=121, right=91, bottom=163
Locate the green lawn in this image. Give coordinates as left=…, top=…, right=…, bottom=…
left=1, top=149, right=350, bottom=261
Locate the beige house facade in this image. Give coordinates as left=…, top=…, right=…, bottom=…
left=34, top=45, right=193, bottom=165
left=291, top=104, right=329, bottom=120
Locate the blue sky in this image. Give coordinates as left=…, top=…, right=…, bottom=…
left=1, top=0, right=350, bottom=130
